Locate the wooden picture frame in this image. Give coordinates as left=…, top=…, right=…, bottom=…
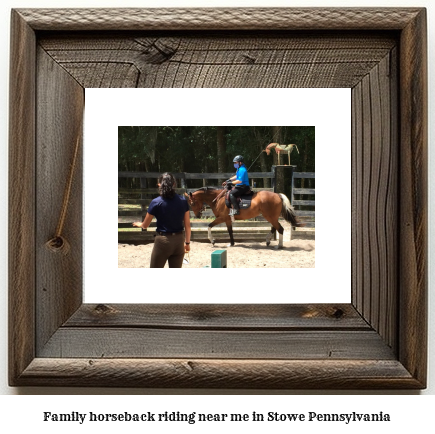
left=9, top=8, right=427, bottom=389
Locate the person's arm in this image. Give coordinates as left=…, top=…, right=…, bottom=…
left=183, top=210, right=191, bottom=252
left=222, top=174, right=238, bottom=186
left=132, top=212, right=154, bottom=229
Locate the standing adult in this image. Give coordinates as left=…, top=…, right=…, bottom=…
left=223, top=155, right=250, bottom=215
left=133, top=172, right=191, bottom=268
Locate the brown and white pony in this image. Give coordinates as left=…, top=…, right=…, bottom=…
left=185, top=187, right=303, bottom=248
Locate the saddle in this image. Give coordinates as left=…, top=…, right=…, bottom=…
left=225, top=187, right=254, bottom=209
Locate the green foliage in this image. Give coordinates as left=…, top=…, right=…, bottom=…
left=118, top=126, right=315, bottom=174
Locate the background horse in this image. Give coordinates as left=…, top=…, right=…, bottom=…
left=186, top=187, right=304, bottom=248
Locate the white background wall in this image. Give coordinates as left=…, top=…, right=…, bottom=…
left=0, top=0, right=433, bottom=424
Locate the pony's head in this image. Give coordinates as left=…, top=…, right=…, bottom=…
left=185, top=191, right=205, bottom=218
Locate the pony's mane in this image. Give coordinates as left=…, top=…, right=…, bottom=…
left=192, top=187, right=223, bottom=193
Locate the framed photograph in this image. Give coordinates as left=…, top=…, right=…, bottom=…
left=9, top=8, right=427, bottom=388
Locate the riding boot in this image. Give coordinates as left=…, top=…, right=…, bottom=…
left=229, top=194, right=240, bottom=215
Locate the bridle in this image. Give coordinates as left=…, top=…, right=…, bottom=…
left=186, top=191, right=206, bottom=217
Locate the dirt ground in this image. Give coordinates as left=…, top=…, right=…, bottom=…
left=118, top=224, right=315, bottom=268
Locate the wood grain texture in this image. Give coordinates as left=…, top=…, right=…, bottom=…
left=35, top=48, right=84, bottom=353
left=39, top=33, right=396, bottom=88
left=16, top=8, right=422, bottom=31
left=351, top=50, right=399, bottom=352
left=387, top=47, right=399, bottom=349
left=65, top=304, right=369, bottom=329
left=39, top=329, right=395, bottom=360
left=398, top=8, right=428, bottom=386
left=351, top=79, right=362, bottom=313
left=8, top=10, right=36, bottom=386
left=17, top=358, right=420, bottom=389
left=8, top=8, right=427, bottom=389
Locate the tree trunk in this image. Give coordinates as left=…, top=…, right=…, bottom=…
left=217, top=126, right=226, bottom=185
left=144, top=126, right=157, bottom=165
left=260, top=152, right=270, bottom=188
left=301, top=134, right=308, bottom=188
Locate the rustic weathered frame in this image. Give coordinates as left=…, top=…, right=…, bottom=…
left=9, top=8, right=427, bottom=388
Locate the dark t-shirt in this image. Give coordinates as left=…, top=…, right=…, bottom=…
left=147, top=194, right=189, bottom=233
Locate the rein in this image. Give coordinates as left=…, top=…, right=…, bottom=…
left=212, top=189, right=226, bottom=203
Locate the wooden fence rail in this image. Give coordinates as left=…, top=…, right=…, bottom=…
left=292, top=172, right=315, bottom=228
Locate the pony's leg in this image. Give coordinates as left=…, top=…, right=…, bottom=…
left=207, top=226, right=214, bottom=245
left=264, top=217, right=285, bottom=249
left=208, top=217, right=227, bottom=246
left=266, top=226, right=276, bottom=246
left=277, top=232, right=284, bottom=249
left=276, top=223, right=285, bottom=249
left=225, top=222, right=235, bottom=247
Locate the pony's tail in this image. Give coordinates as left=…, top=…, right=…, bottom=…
left=279, top=193, right=305, bottom=227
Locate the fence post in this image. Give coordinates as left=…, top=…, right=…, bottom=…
left=274, top=166, right=295, bottom=238
left=291, top=169, right=295, bottom=206
left=140, top=177, right=147, bottom=219
left=140, top=177, right=147, bottom=197
left=180, top=173, right=186, bottom=190
left=271, top=165, right=276, bottom=192
left=274, top=165, right=294, bottom=200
